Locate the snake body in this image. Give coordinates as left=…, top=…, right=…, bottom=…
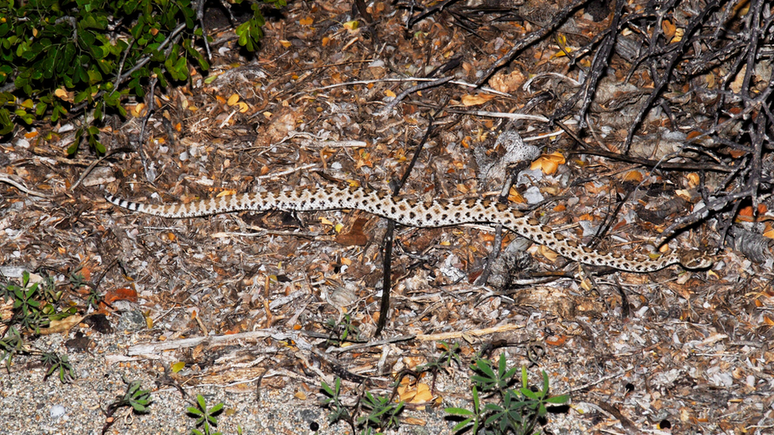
left=105, top=185, right=710, bottom=272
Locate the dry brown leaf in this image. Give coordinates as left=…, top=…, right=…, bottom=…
left=539, top=245, right=558, bottom=262
left=39, top=315, right=83, bottom=335
left=488, top=70, right=526, bottom=94
left=335, top=218, right=370, bottom=246
left=403, top=417, right=426, bottom=425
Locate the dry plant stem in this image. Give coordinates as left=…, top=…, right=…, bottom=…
left=569, top=148, right=732, bottom=173
left=71, top=153, right=111, bottom=191
left=376, top=117, right=438, bottom=336
left=0, top=174, right=54, bottom=198
left=447, top=110, right=549, bottom=123
left=414, top=323, right=525, bottom=341
left=476, top=0, right=591, bottom=86
left=657, top=100, right=772, bottom=245
left=126, top=329, right=310, bottom=356
left=312, top=77, right=513, bottom=98
left=575, top=0, right=625, bottom=128
left=194, top=0, right=211, bottom=60
left=622, top=0, right=722, bottom=154
left=375, top=76, right=453, bottom=116
left=137, top=76, right=158, bottom=185
left=328, top=335, right=417, bottom=354
left=407, top=0, right=461, bottom=28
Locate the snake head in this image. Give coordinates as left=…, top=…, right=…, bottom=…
left=678, top=250, right=714, bottom=270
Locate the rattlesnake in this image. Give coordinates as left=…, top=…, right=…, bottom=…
left=105, top=184, right=711, bottom=273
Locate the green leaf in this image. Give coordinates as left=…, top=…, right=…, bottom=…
left=94, top=139, right=106, bottom=155
left=452, top=418, right=473, bottom=432
left=35, top=101, right=47, bottom=116
left=521, top=365, right=528, bottom=388
left=209, top=402, right=224, bottom=414
left=520, top=387, right=538, bottom=400
left=542, top=370, right=550, bottom=392
left=546, top=394, right=569, bottom=404
left=444, top=407, right=473, bottom=416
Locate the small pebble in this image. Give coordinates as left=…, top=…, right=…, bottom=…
left=50, top=405, right=66, bottom=420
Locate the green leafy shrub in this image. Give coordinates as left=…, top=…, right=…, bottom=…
left=445, top=354, right=569, bottom=435
left=41, top=351, right=76, bottom=383
left=187, top=394, right=225, bottom=435
left=109, top=377, right=153, bottom=414
left=320, top=377, right=405, bottom=435
left=0, top=271, right=77, bottom=381
left=0, top=0, right=280, bottom=154
left=324, top=313, right=362, bottom=346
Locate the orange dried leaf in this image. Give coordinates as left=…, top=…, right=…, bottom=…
left=411, top=383, right=433, bottom=403
left=299, top=16, right=314, bottom=26
left=131, top=103, right=146, bottom=117
left=530, top=152, right=565, bottom=175
left=508, top=188, right=525, bottom=204
left=460, top=93, right=496, bottom=106
left=671, top=28, right=684, bottom=43
left=686, top=172, right=700, bottom=187
left=686, top=130, right=703, bottom=140
left=623, top=170, right=643, bottom=182
left=103, top=287, right=138, bottom=305
left=546, top=335, right=568, bottom=346
left=662, top=20, right=676, bottom=38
